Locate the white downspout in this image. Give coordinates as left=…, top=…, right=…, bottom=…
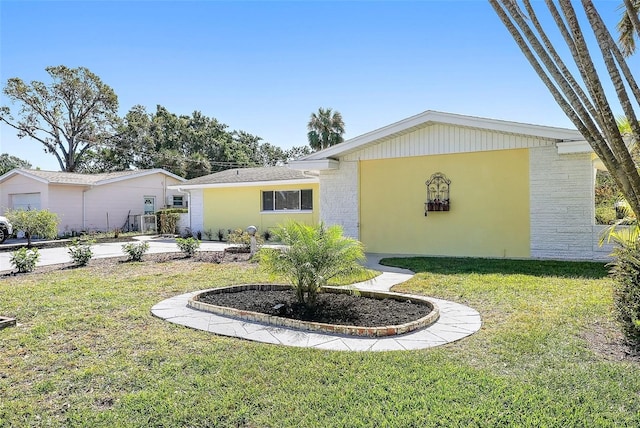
left=82, top=185, right=93, bottom=231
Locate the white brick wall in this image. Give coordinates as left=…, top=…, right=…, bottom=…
left=188, top=189, right=204, bottom=235
left=530, top=146, right=612, bottom=260
left=319, top=160, right=359, bottom=239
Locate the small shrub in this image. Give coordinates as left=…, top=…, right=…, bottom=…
left=204, top=229, right=214, bottom=241
left=156, top=208, right=187, bottom=235
left=217, top=229, right=225, bottom=241
left=196, top=230, right=202, bottom=240
left=596, top=206, right=616, bottom=225
left=227, top=228, right=263, bottom=250
left=113, top=228, right=121, bottom=238
left=259, top=221, right=366, bottom=307
left=67, top=238, right=94, bottom=266
left=176, top=237, right=200, bottom=257
left=10, top=247, right=40, bottom=273
left=158, top=212, right=179, bottom=235
left=606, top=225, right=640, bottom=351
left=122, top=241, right=150, bottom=262
left=263, top=229, right=272, bottom=241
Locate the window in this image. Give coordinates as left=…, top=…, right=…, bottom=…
left=262, top=189, right=313, bottom=211
left=166, top=195, right=187, bottom=207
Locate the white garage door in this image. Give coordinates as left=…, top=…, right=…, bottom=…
left=11, top=193, right=41, bottom=210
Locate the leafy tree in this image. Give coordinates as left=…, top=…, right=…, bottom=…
left=307, top=107, right=345, bottom=151
left=77, top=104, right=152, bottom=173
left=184, top=153, right=212, bottom=179
left=490, top=1, right=640, bottom=219
left=154, top=148, right=188, bottom=177
left=594, top=117, right=640, bottom=223
left=0, top=153, right=31, bottom=176
left=284, top=145, right=312, bottom=162
left=259, top=221, right=366, bottom=308
left=108, top=105, right=293, bottom=178
left=5, top=209, right=59, bottom=247
left=255, top=143, right=287, bottom=167
left=0, top=66, right=119, bottom=172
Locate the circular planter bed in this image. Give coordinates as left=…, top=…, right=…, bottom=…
left=188, top=284, right=439, bottom=337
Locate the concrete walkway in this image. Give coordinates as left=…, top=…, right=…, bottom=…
left=152, top=254, right=482, bottom=352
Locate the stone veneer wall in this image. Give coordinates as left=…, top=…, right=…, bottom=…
left=319, top=160, right=360, bottom=239
left=530, top=145, right=613, bottom=260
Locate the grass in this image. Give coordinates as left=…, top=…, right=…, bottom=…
left=1, top=256, right=639, bottom=426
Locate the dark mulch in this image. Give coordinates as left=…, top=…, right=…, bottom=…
left=198, top=288, right=433, bottom=327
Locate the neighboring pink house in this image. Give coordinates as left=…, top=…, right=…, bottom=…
left=0, top=169, right=185, bottom=235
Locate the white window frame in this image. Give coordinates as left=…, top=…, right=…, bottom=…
left=172, top=195, right=186, bottom=207
left=10, top=192, right=42, bottom=210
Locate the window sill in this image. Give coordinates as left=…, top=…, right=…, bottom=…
left=260, top=210, right=313, bottom=214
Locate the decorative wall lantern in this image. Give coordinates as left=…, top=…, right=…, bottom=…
left=425, top=172, right=451, bottom=216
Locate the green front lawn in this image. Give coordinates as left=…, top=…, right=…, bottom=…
left=1, top=257, right=639, bottom=427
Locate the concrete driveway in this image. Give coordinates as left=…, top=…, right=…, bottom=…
left=0, top=236, right=233, bottom=272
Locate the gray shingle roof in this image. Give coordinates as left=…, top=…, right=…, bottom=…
left=180, top=167, right=317, bottom=186
left=9, top=169, right=181, bottom=185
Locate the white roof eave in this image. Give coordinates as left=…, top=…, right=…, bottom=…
left=168, top=177, right=319, bottom=190
left=288, top=159, right=340, bottom=171
left=556, top=140, right=593, bottom=154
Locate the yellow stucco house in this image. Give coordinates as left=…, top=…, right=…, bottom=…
left=169, top=167, right=319, bottom=237
left=176, top=110, right=612, bottom=261
left=289, top=110, right=611, bottom=261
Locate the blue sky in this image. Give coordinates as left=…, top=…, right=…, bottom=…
left=0, top=0, right=637, bottom=171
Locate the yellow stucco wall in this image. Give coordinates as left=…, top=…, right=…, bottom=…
left=359, top=149, right=530, bottom=257
left=202, top=183, right=319, bottom=235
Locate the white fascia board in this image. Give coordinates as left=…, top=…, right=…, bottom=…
left=0, top=169, right=49, bottom=185
left=448, top=114, right=583, bottom=140
left=168, top=178, right=318, bottom=191
left=302, top=110, right=583, bottom=160
left=288, top=159, right=340, bottom=170
left=556, top=140, right=593, bottom=154
left=94, top=169, right=186, bottom=186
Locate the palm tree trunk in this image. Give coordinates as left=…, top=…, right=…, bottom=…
left=490, top=0, right=640, bottom=219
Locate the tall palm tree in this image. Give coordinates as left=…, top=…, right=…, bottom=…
left=307, top=107, right=345, bottom=151
left=617, top=0, right=640, bottom=56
